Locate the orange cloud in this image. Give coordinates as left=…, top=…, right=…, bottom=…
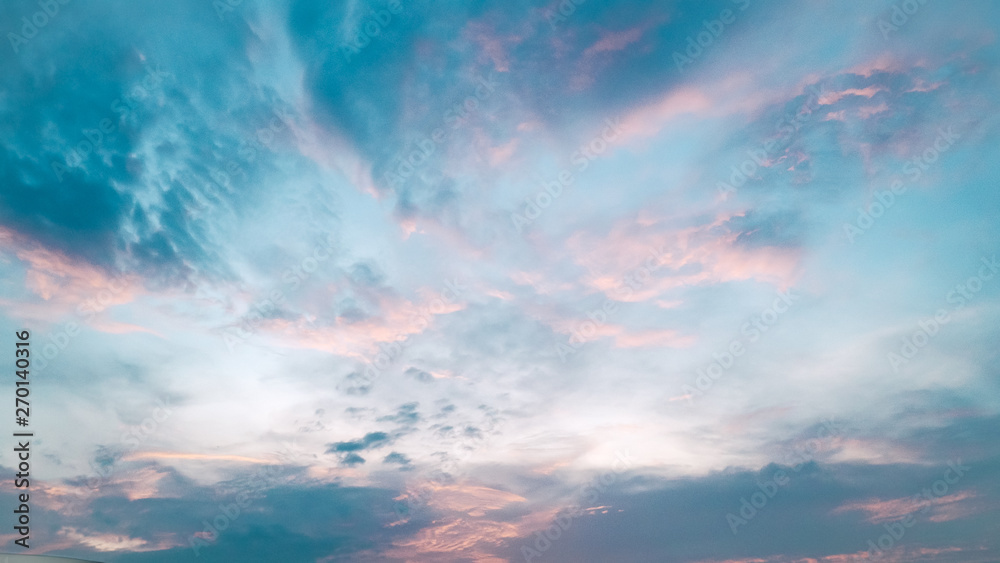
left=58, top=526, right=180, bottom=552
left=422, top=483, right=526, bottom=517
left=387, top=517, right=520, bottom=559
left=832, top=490, right=977, bottom=524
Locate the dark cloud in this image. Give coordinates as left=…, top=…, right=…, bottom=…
left=0, top=0, right=329, bottom=289
left=286, top=0, right=785, bottom=224
left=350, top=261, right=387, bottom=288
left=327, top=431, right=391, bottom=453
left=493, top=458, right=1000, bottom=562
left=339, top=369, right=374, bottom=396
left=341, top=452, right=367, bottom=466
left=404, top=367, right=435, bottom=382
left=77, top=467, right=404, bottom=562
left=384, top=452, right=412, bottom=469
left=377, top=402, right=421, bottom=425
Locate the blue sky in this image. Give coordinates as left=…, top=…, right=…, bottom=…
left=1, top=0, right=999, bottom=561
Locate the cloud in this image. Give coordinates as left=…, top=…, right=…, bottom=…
left=384, top=452, right=413, bottom=467
left=327, top=431, right=391, bottom=453
left=2, top=1, right=1000, bottom=561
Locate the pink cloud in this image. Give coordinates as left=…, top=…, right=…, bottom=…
left=57, top=526, right=179, bottom=553
left=845, top=53, right=906, bottom=78
left=544, top=306, right=695, bottom=348
left=488, top=137, right=520, bottom=166
left=0, top=235, right=148, bottom=333
left=484, top=288, right=515, bottom=301
left=817, top=86, right=885, bottom=105
left=420, top=483, right=526, bottom=517
left=259, top=288, right=466, bottom=359
left=89, top=319, right=162, bottom=337
left=832, top=490, right=977, bottom=524
left=691, top=546, right=969, bottom=563
left=463, top=20, right=523, bottom=73
left=614, top=328, right=696, bottom=349
left=16, top=246, right=139, bottom=308
left=859, top=103, right=889, bottom=118
left=566, top=212, right=800, bottom=303
left=583, top=27, right=645, bottom=57
left=617, top=87, right=713, bottom=141
left=386, top=516, right=520, bottom=560
left=907, top=78, right=945, bottom=93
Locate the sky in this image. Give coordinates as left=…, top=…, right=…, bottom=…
left=1, top=0, right=999, bottom=561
